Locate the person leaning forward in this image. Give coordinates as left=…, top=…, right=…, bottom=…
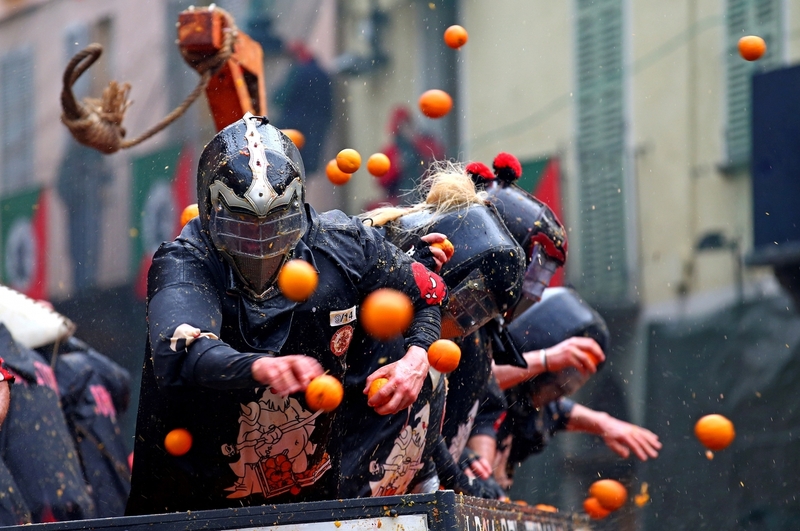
left=126, top=114, right=446, bottom=515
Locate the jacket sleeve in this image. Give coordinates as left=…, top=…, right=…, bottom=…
left=146, top=241, right=265, bottom=390
left=354, top=220, right=446, bottom=351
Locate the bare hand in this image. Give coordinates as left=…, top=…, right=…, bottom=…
left=543, top=337, right=605, bottom=375
left=599, top=416, right=662, bottom=461
left=420, top=232, right=449, bottom=272
left=364, top=345, right=429, bottom=415
left=251, top=355, right=324, bottom=396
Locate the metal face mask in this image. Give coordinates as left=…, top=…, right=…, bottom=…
left=198, top=113, right=307, bottom=299
left=440, top=269, right=500, bottom=339
left=209, top=178, right=306, bottom=297
left=485, top=183, right=567, bottom=302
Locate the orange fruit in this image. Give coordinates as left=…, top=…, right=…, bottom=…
left=534, top=504, right=558, bottom=513
left=367, top=377, right=390, bottom=400
left=419, top=89, right=453, bottom=119
left=694, top=414, right=735, bottom=451
left=360, top=288, right=414, bottom=340
left=281, top=129, right=306, bottom=149
left=738, top=35, right=766, bottom=61
left=305, top=374, right=344, bottom=412
left=367, top=153, right=391, bottom=177
left=180, top=203, right=199, bottom=228
left=164, top=428, right=193, bottom=456
left=336, top=148, right=362, bottom=173
left=326, top=159, right=352, bottom=185
left=589, top=479, right=627, bottom=511
left=277, top=259, right=318, bottom=302
left=513, top=500, right=528, bottom=506
left=586, top=349, right=603, bottom=367
left=431, top=238, right=455, bottom=260
left=443, top=25, right=469, bottom=49
left=427, top=339, right=461, bottom=373
left=583, top=497, right=611, bottom=520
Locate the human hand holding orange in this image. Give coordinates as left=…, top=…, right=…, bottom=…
left=251, top=355, right=324, bottom=396
left=364, top=345, right=429, bottom=415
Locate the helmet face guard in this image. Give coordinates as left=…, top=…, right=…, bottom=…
left=485, top=183, right=567, bottom=301
left=526, top=369, right=589, bottom=408
left=440, top=269, right=500, bottom=339
left=385, top=203, right=526, bottom=334
left=209, top=178, right=307, bottom=296
left=523, top=243, right=560, bottom=302
left=198, top=113, right=307, bottom=299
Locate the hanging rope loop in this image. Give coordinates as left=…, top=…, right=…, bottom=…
left=60, top=7, right=238, bottom=154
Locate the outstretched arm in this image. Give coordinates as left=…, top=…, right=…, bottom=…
left=493, top=337, right=605, bottom=391
left=566, top=403, right=662, bottom=460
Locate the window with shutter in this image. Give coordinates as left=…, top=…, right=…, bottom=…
left=0, top=47, right=35, bottom=195
left=575, top=0, right=630, bottom=305
left=725, top=0, right=783, bottom=167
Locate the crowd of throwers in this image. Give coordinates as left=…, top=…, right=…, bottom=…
left=0, top=114, right=660, bottom=524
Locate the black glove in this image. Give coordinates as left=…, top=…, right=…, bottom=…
left=433, top=440, right=505, bottom=499
left=403, top=236, right=439, bottom=272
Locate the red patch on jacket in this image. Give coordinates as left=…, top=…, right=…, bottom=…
left=411, top=262, right=446, bottom=305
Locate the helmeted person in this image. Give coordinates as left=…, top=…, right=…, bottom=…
left=444, top=154, right=601, bottom=496
left=126, top=113, right=446, bottom=515
left=350, top=162, right=526, bottom=498
left=462, top=154, right=658, bottom=490
left=490, top=287, right=661, bottom=490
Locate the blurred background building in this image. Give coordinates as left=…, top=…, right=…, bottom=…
left=2, top=0, right=800, bottom=528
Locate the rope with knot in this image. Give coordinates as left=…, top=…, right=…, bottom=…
left=60, top=8, right=237, bottom=154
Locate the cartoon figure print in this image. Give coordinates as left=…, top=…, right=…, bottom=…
left=447, top=399, right=479, bottom=461
left=222, top=387, right=330, bottom=498
left=368, top=404, right=430, bottom=497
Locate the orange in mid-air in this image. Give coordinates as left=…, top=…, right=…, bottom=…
left=583, top=497, right=611, bottom=520
left=367, top=153, right=392, bottom=177
left=419, top=89, right=453, bottom=119
left=367, top=377, right=390, bottom=400
left=164, top=428, right=193, bottom=456
left=589, top=479, right=627, bottom=511
left=443, top=25, right=469, bottom=49
left=431, top=238, right=455, bottom=260
left=336, top=148, right=362, bottom=174
left=326, top=159, right=352, bottom=185
left=427, top=339, right=461, bottom=373
left=694, top=414, right=736, bottom=451
left=360, top=288, right=414, bottom=340
left=277, top=259, right=318, bottom=302
left=305, top=375, right=344, bottom=412
left=738, top=35, right=766, bottom=61
left=281, top=129, right=306, bottom=149
left=180, top=203, right=199, bottom=228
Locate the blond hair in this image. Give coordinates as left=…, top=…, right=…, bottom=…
left=362, top=160, right=486, bottom=227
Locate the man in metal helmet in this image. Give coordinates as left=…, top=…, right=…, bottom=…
left=127, top=114, right=447, bottom=514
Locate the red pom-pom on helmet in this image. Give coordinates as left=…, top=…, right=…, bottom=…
left=465, top=161, right=494, bottom=184
left=492, top=152, right=522, bottom=183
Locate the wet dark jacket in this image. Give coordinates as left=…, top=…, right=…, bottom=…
left=0, top=325, right=96, bottom=523
left=53, top=338, right=132, bottom=517
left=127, top=207, right=443, bottom=514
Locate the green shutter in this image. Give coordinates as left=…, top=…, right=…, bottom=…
left=725, top=0, right=783, bottom=167
left=575, top=0, right=630, bottom=305
left=0, top=47, right=35, bottom=195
